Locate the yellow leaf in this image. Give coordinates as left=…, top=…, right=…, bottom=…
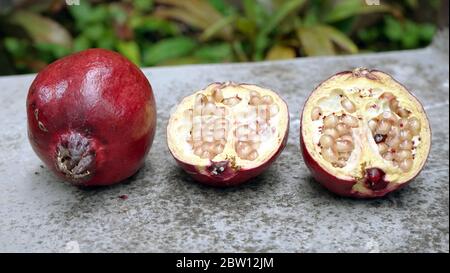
left=266, top=45, right=296, bottom=60
left=317, top=25, right=358, bottom=54
left=297, top=25, right=358, bottom=56
left=155, top=0, right=223, bottom=27
left=154, top=0, right=232, bottom=39
left=297, top=26, right=335, bottom=56
left=199, top=15, right=235, bottom=41
left=8, top=11, right=72, bottom=48
left=154, top=8, right=209, bottom=30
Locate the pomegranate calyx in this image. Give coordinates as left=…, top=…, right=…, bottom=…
left=207, top=161, right=229, bottom=176
left=56, top=132, right=95, bottom=182
left=352, top=67, right=379, bottom=80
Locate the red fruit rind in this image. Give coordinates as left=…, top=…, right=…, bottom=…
left=167, top=82, right=289, bottom=187
left=27, top=49, right=157, bottom=186
left=172, top=133, right=288, bottom=187
left=301, top=68, right=431, bottom=198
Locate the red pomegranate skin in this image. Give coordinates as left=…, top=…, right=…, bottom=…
left=27, top=49, right=157, bottom=186
left=300, top=139, right=407, bottom=198
left=170, top=125, right=289, bottom=187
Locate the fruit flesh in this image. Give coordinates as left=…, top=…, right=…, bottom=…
left=302, top=68, right=431, bottom=194
left=313, top=92, right=422, bottom=173
left=368, top=101, right=421, bottom=172
left=168, top=82, right=289, bottom=170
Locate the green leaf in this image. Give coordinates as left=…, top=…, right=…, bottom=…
left=83, top=24, right=105, bottom=41
left=357, top=28, right=380, bottom=43
left=0, top=46, right=16, bottom=75
left=297, top=26, right=334, bottom=56
left=154, top=8, right=209, bottom=30
left=401, top=34, right=418, bottom=49
left=260, top=0, right=306, bottom=35
left=266, top=45, right=296, bottom=60
left=208, top=0, right=235, bottom=15
left=199, top=15, right=235, bottom=41
left=384, top=16, right=403, bottom=42
left=96, top=29, right=117, bottom=50
left=109, top=3, right=129, bottom=24
left=243, top=0, right=268, bottom=26
left=297, top=25, right=358, bottom=56
left=8, top=11, right=72, bottom=48
left=324, top=0, right=394, bottom=23
left=143, top=37, right=197, bottom=66
left=155, top=0, right=224, bottom=29
left=193, top=43, right=232, bottom=62
left=35, top=43, right=71, bottom=60
left=254, top=35, right=270, bottom=61
left=154, top=0, right=231, bottom=39
left=418, top=23, right=436, bottom=41
left=73, top=35, right=91, bottom=52
left=134, top=0, right=154, bottom=12
left=85, top=5, right=109, bottom=24
left=405, top=0, right=419, bottom=8
left=317, top=25, right=358, bottom=54
left=254, top=0, right=305, bottom=60
left=3, top=37, right=27, bottom=58
left=12, top=0, right=55, bottom=13
left=117, top=41, right=141, bottom=66
left=235, top=17, right=257, bottom=38
left=302, top=8, right=319, bottom=26
left=232, top=41, right=248, bottom=62
left=401, top=21, right=420, bottom=49
left=131, top=16, right=179, bottom=35
left=68, top=1, right=93, bottom=29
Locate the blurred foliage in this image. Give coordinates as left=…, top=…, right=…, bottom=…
left=0, top=0, right=443, bottom=75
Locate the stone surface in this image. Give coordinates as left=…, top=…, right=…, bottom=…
left=0, top=32, right=448, bottom=253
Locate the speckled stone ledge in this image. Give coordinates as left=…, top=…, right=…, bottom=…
left=0, top=31, right=448, bottom=253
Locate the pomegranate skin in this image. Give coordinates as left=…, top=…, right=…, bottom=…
left=300, top=138, right=405, bottom=198
left=27, top=48, right=157, bottom=186
left=170, top=125, right=289, bottom=187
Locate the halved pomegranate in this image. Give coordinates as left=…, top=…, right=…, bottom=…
left=300, top=68, right=431, bottom=198
left=167, top=82, right=289, bottom=187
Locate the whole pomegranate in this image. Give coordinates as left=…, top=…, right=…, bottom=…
left=27, top=49, right=157, bottom=186
left=167, top=82, right=289, bottom=187
left=300, top=68, right=431, bottom=198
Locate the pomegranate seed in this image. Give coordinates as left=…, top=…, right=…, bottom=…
left=374, top=134, right=387, bottom=143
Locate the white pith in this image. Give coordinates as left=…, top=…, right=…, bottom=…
left=302, top=70, right=431, bottom=191
left=167, top=82, right=289, bottom=169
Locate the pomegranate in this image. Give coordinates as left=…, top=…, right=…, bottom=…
left=300, top=68, right=431, bottom=198
left=167, top=82, right=289, bottom=186
left=27, top=49, right=157, bottom=186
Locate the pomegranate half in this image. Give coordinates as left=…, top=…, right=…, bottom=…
left=167, top=82, right=289, bottom=187
left=300, top=68, right=431, bottom=198
left=27, top=49, right=157, bottom=186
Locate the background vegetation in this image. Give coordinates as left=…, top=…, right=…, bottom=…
left=0, top=0, right=447, bottom=75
